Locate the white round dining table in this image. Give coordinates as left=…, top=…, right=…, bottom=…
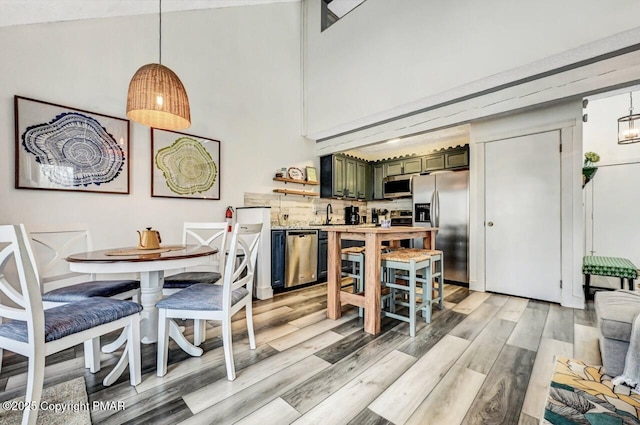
left=65, top=245, right=216, bottom=355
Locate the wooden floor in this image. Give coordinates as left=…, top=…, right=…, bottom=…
left=0, top=284, right=600, bottom=425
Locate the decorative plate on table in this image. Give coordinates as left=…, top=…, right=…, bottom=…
left=288, top=167, right=304, bottom=180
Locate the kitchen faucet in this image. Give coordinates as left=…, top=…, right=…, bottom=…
left=326, top=203, right=333, bottom=225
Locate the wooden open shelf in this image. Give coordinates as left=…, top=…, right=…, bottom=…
left=273, top=188, right=319, bottom=197
left=273, top=177, right=319, bottom=185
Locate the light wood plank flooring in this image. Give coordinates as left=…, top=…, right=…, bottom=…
left=0, top=284, right=598, bottom=424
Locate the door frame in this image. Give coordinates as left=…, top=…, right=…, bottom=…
left=469, top=101, right=585, bottom=308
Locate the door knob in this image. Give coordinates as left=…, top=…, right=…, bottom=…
left=487, top=221, right=494, bottom=227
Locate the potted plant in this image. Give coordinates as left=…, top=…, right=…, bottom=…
left=582, top=151, right=600, bottom=188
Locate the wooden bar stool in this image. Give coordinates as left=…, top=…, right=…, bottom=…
left=341, top=246, right=366, bottom=293
left=341, top=246, right=393, bottom=318
left=381, top=248, right=444, bottom=336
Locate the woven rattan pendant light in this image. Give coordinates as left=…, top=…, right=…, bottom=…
left=126, top=0, right=190, bottom=130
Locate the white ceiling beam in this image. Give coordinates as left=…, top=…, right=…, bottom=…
left=315, top=49, right=640, bottom=157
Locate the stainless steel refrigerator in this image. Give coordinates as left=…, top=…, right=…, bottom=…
left=412, top=171, right=469, bottom=284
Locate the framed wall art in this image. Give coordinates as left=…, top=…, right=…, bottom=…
left=305, top=166, right=318, bottom=183
left=151, top=128, right=221, bottom=200
left=14, top=96, right=130, bottom=194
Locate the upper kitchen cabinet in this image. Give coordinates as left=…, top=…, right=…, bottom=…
left=356, top=160, right=368, bottom=199
left=372, top=163, right=385, bottom=200
left=445, top=147, right=469, bottom=169
left=422, top=146, right=470, bottom=173
left=422, top=154, right=445, bottom=172
left=320, top=154, right=370, bottom=199
left=385, top=157, right=423, bottom=176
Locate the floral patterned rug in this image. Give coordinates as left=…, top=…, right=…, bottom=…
left=544, top=357, right=640, bottom=424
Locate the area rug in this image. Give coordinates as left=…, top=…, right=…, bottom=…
left=0, top=377, right=91, bottom=425
left=544, top=356, right=640, bottom=424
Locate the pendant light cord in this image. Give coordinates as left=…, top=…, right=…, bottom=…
left=159, top=0, right=162, bottom=65
left=630, top=92, right=634, bottom=114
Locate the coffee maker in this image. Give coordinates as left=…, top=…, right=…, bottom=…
left=345, top=206, right=360, bottom=225
left=371, top=208, right=388, bottom=225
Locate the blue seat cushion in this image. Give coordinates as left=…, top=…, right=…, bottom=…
left=43, top=279, right=139, bottom=303
left=0, top=297, right=142, bottom=343
left=156, top=283, right=248, bottom=311
left=163, top=272, right=221, bottom=289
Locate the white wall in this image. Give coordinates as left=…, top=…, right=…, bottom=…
left=0, top=3, right=317, bottom=248
left=304, top=0, right=640, bottom=140
left=583, top=90, right=640, bottom=289
left=584, top=91, right=640, bottom=165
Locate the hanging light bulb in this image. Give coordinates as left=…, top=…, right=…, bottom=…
left=126, top=0, right=190, bottom=130
left=618, top=92, right=640, bottom=144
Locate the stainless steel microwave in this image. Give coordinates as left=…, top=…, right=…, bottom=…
left=382, top=174, right=416, bottom=198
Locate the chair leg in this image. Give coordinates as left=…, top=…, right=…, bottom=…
left=24, top=353, right=45, bottom=425
left=438, top=256, right=444, bottom=309
left=352, top=260, right=358, bottom=293
left=390, top=268, right=397, bottom=314
left=423, top=265, right=432, bottom=324
left=84, top=338, right=101, bottom=373
left=246, top=302, right=256, bottom=350
left=128, top=316, right=141, bottom=385
left=156, top=309, right=170, bottom=377
left=409, top=263, right=417, bottom=337
left=200, top=320, right=207, bottom=344
left=222, top=318, right=236, bottom=381
left=194, top=319, right=206, bottom=346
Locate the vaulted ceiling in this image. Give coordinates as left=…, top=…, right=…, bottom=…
left=0, top=0, right=299, bottom=27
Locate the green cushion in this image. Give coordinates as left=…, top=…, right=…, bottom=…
left=583, top=256, right=638, bottom=279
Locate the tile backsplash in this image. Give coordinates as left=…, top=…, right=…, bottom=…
left=244, top=193, right=411, bottom=227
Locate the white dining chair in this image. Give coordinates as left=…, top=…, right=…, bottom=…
left=27, top=223, right=140, bottom=372
left=28, top=223, right=140, bottom=306
left=163, top=221, right=228, bottom=294
left=156, top=223, right=262, bottom=381
left=0, top=224, right=141, bottom=425
left=163, top=222, right=228, bottom=345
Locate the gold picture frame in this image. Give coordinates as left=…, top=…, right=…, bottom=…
left=306, top=166, right=318, bottom=183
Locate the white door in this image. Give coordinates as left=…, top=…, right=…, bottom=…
left=485, top=131, right=561, bottom=302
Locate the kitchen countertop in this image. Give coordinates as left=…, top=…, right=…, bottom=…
left=271, top=223, right=377, bottom=230
left=318, top=225, right=437, bottom=233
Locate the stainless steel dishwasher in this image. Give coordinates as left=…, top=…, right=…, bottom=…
left=285, top=230, right=318, bottom=288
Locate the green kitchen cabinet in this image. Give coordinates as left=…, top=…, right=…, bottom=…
left=403, top=157, right=422, bottom=174
left=385, top=160, right=404, bottom=176
left=423, top=153, right=445, bottom=172
left=385, top=157, right=422, bottom=176
left=372, top=163, right=385, bottom=200
left=345, top=157, right=357, bottom=198
left=422, top=146, right=469, bottom=172
left=356, top=160, right=368, bottom=199
left=321, top=154, right=369, bottom=199
left=445, top=148, right=469, bottom=169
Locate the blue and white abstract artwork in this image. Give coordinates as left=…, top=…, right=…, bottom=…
left=15, top=96, right=130, bottom=194
left=22, top=112, right=125, bottom=187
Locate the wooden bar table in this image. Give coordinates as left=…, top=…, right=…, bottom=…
left=322, top=225, right=438, bottom=335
